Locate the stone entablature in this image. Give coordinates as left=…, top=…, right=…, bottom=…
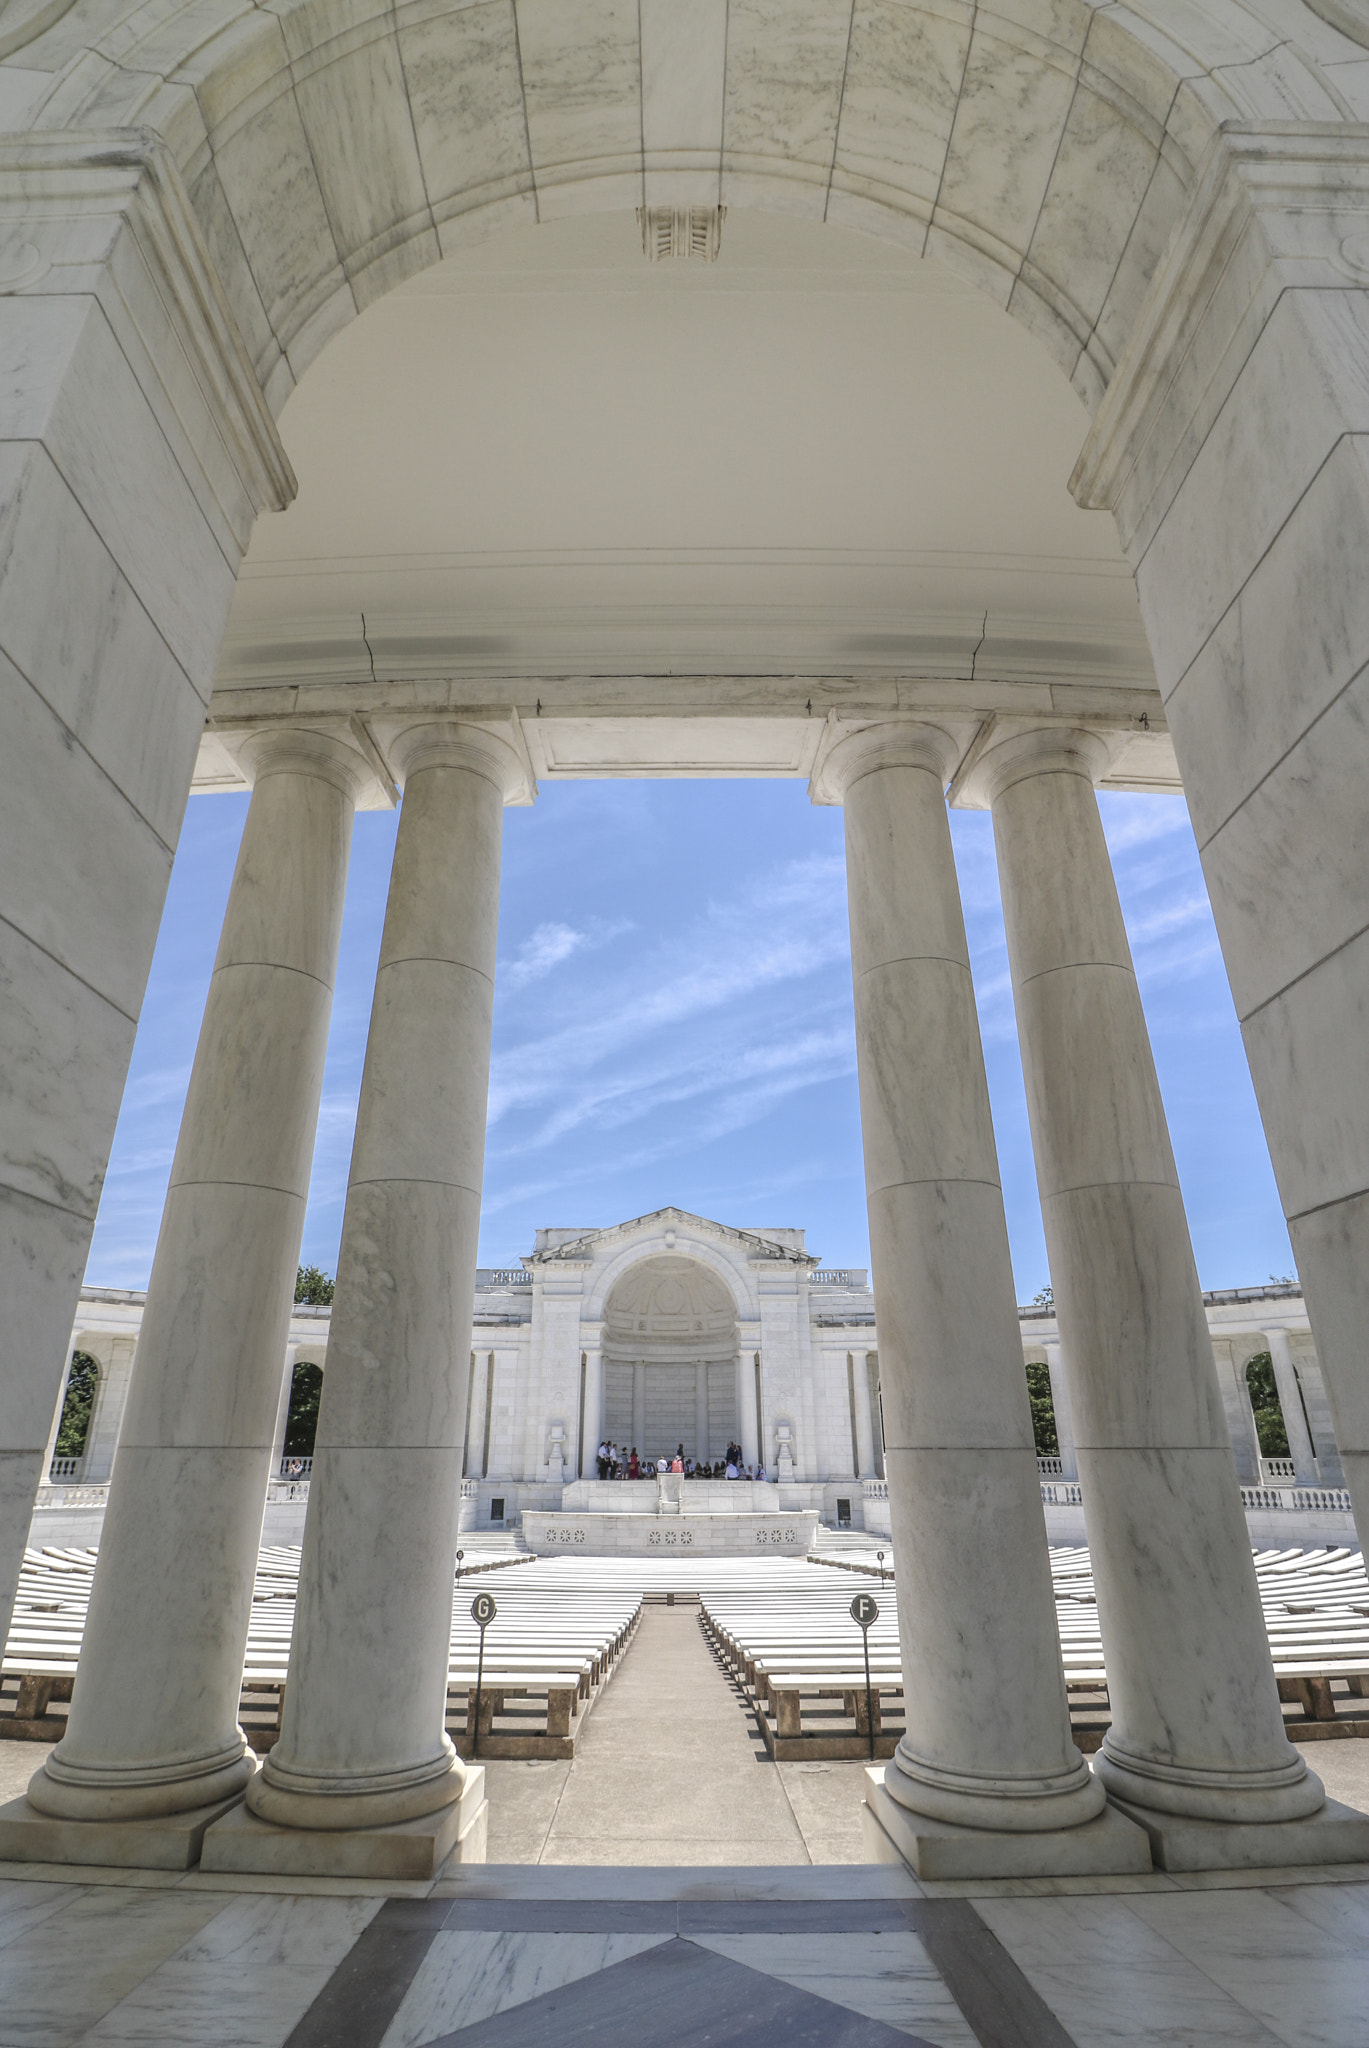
left=51, top=1225, right=1337, bottom=1524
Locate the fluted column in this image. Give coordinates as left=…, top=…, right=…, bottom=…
left=29, top=730, right=365, bottom=1830
left=246, top=720, right=530, bottom=1839
left=984, top=726, right=1322, bottom=1834
left=1266, top=1329, right=1319, bottom=1484
left=695, top=1362, right=708, bottom=1463
left=814, top=722, right=1105, bottom=1848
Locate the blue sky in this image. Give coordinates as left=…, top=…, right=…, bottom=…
left=86, top=777, right=1295, bottom=1299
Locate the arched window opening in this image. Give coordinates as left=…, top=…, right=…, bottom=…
left=283, top=1359, right=324, bottom=1462
left=54, top=1351, right=100, bottom=1466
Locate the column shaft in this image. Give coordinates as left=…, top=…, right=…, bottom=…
left=270, top=1346, right=300, bottom=1481
left=30, top=733, right=362, bottom=1822
left=695, top=1362, right=708, bottom=1462
left=987, top=729, right=1319, bottom=1825
left=581, top=1346, right=603, bottom=1477
left=821, top=722, right=1101, bottom=1836
left=1266, top=1329, right=1319, bottom=1483
left=249, top=722, right=525, bottom=1831
left=851, top=1350, right=876, bottom=1479
left=1043, top=1340, right=1078, bottom=1481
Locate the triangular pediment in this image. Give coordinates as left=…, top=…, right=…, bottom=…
left=526, top=1206, right=813, bottom=1267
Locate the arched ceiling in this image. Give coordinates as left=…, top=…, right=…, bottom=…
left=204, top=208, right=1178, bottom=791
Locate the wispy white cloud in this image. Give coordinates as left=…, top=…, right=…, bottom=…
left=501, top=917, right=632, bottom=992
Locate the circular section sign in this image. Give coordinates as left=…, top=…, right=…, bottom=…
left=850, top=1593, right=879, bottom=1629
left=471, top=1592, right=497, bottom=1627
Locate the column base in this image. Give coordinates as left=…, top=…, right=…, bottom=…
left=1105, top=1792, right=1369, bottom=1872
left=0, top=1789, right=244, bottom=1871
left=861, top=1766, right=1152, bottom=1880
left=200, top=1764, right=487, bottom=1880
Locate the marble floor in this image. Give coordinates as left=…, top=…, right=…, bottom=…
left=0, top=1859, right=1367, bottom=2046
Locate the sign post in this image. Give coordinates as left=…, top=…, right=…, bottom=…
left=850, top=1593, right=879, bottom=1759
left=470, top=1591, right=497, bottom=1758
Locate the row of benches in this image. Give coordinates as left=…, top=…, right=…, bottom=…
left=701, top=1544, right=1369, bottom=1758
left=2, top=1546, right=642, bottom=1759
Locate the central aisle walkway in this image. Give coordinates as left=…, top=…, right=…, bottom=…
left=486, top=1604, right=821, bottom=1865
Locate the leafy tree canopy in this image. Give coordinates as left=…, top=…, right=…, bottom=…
left=55, top=1351, right=100, bottom=1458
left=1245, top=1352, right=1289, bottom=1458
left=295, top=1264, right=335, bottom=1305
left=1024, top=1359, right=1059, bottom=1459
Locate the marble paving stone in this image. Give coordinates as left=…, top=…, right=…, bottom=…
left=0, top=1876, right=86, bottom=1953
left=378, top=1930, right=673, bottom=2046
left=430, top=1863, right=920, bottom=1900
left=693, top=1931, right=979, bottom=2046
left=439, top=1900, right=681, bottom=1930
left=1124, top=1887, right=1369, bottom=2048
left=975, top=1894, right=1293, bottom=2047
left=417, top=1935, right=925, bottom=2045
left=77, top=1893, right=382, bottom=2048
left=283, top=1898, right=452, bottom=2048
left=1269, top=1878, right=1369, bottom=1947
left=0, top=1885, right=230, bottom=2048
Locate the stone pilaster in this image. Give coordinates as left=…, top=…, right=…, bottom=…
left=1073, top=123, right=1369, bottom=1553
left=0, top=131, right=293, bottom=1645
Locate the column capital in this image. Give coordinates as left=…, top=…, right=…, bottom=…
left=232, top=726, right=374, bottom=804
left=969, top=726, right=1115, bottom=809
left=384, top=718, right=537, bottom=805
left=809, top=720, right=958, bottom=805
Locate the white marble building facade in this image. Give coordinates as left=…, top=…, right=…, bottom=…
left=40, top=1220, right=1346, bottom=1533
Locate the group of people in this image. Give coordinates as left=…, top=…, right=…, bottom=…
left=594, top=1439, right=767, bottom=1482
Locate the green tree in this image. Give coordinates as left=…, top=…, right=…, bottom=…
left=295, top=1264, right=335, bottom=1305
left=1024, top=1359, right=1059, bottom=1458
left=283, top=1359, right=324, bottom=1459
left=55, top=1352, right=100, bottom=1458
left=1244, top=1352, right=1290, bottom=1458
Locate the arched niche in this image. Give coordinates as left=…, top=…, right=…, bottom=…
left=600, top=1254, right=740, bottom=1465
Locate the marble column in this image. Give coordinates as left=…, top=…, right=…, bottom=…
left=1266, top=1329, right=1319, bottom=1483
left=246, top=720, right=529, bottom=1840
left=29, top=730, right=365, bottom=1828
left=1043, top=1339, right=1078, bottom=1481
left=269, top=1346, right=300, bottom=1482
left=814, top=723, right=1105, bottom=1848
left=632, top=1362, right=647, bottom=1459
left=81, top=1336, right=137, bottom=1486
left=581, top=1341, right=603, bottom=1478
left=39, top=1362, right=72, bottom=1485
left=739, top=1351, right=760, bottom=1467
left=695, top=1362, right=708, bottom=1463
left=984, top=725, right=1322, bottom=1832
left=851, top=1349, right=877, bottom=1479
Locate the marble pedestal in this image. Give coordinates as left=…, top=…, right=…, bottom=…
left=1106, top=1792, right=1369, bottom=1873
left=861, top=1767, right=1152, bottom=1880
left=202, top=1765, right=487, bottom=1880
left=521, top=1509, right=820, bottom=1554
left=0, top=1789, right=245, bottom=1872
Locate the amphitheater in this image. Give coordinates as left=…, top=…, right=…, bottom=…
left=5, top=0, right=1369, bottom=2037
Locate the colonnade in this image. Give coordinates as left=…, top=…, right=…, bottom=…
left=12, top=709, right=1357, bottom=1878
